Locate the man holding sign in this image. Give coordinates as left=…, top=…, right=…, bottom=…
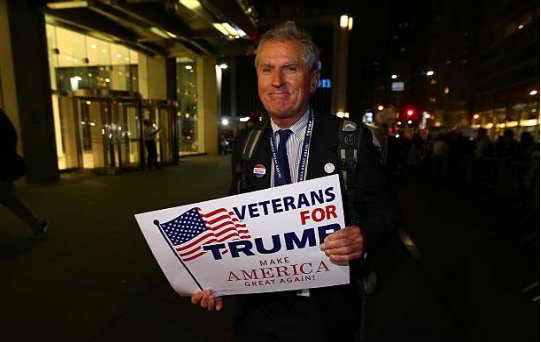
left=191, top=21, right=399, bottom=341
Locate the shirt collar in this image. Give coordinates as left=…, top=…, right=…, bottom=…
left=270, top=109, right=311, bottom=140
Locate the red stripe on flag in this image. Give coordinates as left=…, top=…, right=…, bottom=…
left=177, top=231, right=218, bottom=251
left=198, top=207, right=229, bottom=218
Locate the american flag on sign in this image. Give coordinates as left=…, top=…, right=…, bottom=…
left=157, top=207, right=251, bottom=262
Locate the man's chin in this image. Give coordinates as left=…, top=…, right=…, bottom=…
left=266, top=102, right=288, bottom=112
left=268, top=110, right=293, bottom=118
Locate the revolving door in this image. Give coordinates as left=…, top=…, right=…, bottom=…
left=53, top=90, right=177, bottom=173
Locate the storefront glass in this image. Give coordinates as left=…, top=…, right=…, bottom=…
left=45, top=21, right=207, bottom=168
left=45, top=23, right=138, bottom=93
left=474, top=102, right=540, bottom=141
left=46, top=22, right=146, bottom=171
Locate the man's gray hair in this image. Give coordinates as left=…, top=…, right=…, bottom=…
left=255, top=21, right=320, bottom=72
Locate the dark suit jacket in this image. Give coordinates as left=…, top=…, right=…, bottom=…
left=230, top=112, right=400, bottom=340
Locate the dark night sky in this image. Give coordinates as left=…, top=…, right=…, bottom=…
left=349, top=1, right=390, bottom=63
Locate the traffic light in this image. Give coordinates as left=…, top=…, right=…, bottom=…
left=405, top=107, right=416, bottom=118
left=402, top=106, right=418, bottom=127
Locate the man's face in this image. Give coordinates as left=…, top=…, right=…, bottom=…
left=257, top=40, right=319, bottom=124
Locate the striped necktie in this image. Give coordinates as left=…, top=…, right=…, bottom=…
left=274, top=129, right=293, bottom=186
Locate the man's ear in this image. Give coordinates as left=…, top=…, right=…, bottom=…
left=309, top=70, right=320, bottom=93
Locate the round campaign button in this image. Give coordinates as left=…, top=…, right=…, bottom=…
left=324, top=162, right=335, bottom=174
left=253, top=164, right=266, bottom=178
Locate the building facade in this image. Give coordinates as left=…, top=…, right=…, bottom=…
left=0, top=0, right=258, bottom=182
left=471, top=0, right=540, bottom=140
left=357, top=0, right=539, bottom=139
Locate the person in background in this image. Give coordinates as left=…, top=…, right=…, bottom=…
left=431, top=133, right=449, bottom=183
left=474, top=128, right=493, bottom=157
left=515, top=131, right=534, bottom=161
left=245, top=114, right=259, bottom=130
left=143, top=119, right=162, bottom=170
left=0, top=107, right=48, bottom=240
left=220, top=134, right=231, bottom=155
left=191, top=21, right=399, bottom=342
left=495, top=129, right=518, bottom=159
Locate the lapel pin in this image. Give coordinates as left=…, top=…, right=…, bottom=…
left=253, top=164, right=266, bottom=178
left=324, top=163, right=335, bottom=174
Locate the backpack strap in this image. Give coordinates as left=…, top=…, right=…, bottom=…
left=337, top=119, right=376, bottom=281
left=236, top=119, right=269, bottom=193
left=241, top=127, right=262, bottom=160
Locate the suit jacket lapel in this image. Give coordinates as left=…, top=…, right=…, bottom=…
left=246, top=123, right=273, bottom=191
left=306, top=113, right=341, bottom=180
left=244, top=113, right=341, bottom=191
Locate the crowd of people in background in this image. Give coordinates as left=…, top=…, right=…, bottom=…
left=434, top=127, right=538, bottom=162
left=378, top=126, right=539, bottom=171
left=231, top=117, right=539, bottom=191
left=373, top=124, right=539, bottom=209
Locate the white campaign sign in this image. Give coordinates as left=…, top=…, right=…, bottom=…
left=135, top=174, right=349, bottom=297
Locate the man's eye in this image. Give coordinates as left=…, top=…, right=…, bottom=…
left=261, top=67, right=272, bottom=74
left=284, top=66, right=298, bottom=73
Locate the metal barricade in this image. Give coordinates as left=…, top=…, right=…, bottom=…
left=448, top=154, right=539, bottom=208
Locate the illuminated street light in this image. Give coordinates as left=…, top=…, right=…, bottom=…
left=377, top=105, right=384, bottom=111
left=425, top=70, right=435, bottom=76
left=391, top=74, right=398, bottom=79
left=340, top=15, right=349, bottom=29
left=530, top=89, right=538, bottom=96
left=340, top=15, right=353, bottom=31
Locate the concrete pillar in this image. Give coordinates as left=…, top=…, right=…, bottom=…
left=331, top=22, right=350, bottom=115
left=138, top=54, right=167, bottom=100
left=166, top=57, right=177, bottom=101
left=0, top=0, right=17, bottom=122
left=197, top=57, right=219, bottom=155
left=1, top=0, right=58, bottom=182
left=230, top=57, right=237, bottom=117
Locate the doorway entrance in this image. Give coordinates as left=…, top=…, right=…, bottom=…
left=53, top=90, right=177, bottom=173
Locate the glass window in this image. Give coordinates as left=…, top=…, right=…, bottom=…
left=45, top=22, right=139, bottom=92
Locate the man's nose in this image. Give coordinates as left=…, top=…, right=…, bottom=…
left=271, top=69, right=284, bottom=87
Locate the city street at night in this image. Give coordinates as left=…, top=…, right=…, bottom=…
left=0, top=156, right=538, bottom=341
left=0, top=0, right=538, bottom=341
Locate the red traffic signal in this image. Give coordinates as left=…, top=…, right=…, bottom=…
left=404, top=106, right=416, bottom=118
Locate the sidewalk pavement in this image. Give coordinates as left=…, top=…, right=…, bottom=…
left=0, top=156, right=234, bottom=341
left=365, top=166, right=539, bottom=342
left=0, top=156, right=538, bottom=341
